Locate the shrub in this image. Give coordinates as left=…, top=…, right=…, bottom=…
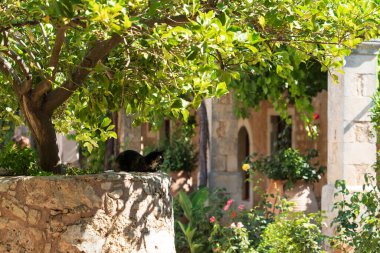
left=331, top=174, right=380, bottom=252
left=257, top=211, right=326, bottom=253
left=159, top=131, right=197, bottom=173
left=245, top=148, right=325, bottom=189
left=0, top=144, right=42, bottom=176
left=208, top=197, right=279, bottom=252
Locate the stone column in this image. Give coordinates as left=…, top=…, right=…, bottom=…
left=322, top=41, right=380, bottom=237
left=208, top=94, right=247, bottom=203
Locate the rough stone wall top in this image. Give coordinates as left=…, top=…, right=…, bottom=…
left=0, top=172, right=174, bottom=253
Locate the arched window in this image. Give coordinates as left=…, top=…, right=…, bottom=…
left=238, top=127, right=250, bottom=201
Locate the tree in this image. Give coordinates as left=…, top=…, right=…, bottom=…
left=0, top=0, right=378, bottom=172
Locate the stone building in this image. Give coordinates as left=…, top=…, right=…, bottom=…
left=119, top=42, right=379, bottom=229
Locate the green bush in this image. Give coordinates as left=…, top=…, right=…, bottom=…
left=174, top=188, right=228, bottom=253
left=159, top=132, right=197, bottom=173
left=331, top=174, right=380, bottom=252
left=0, top=144, right=46, bottom=176
left=246, top=148, right=325, bottom=189
left=257, top=211, right=326, bottom=253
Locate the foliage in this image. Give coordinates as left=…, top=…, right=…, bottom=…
left=78, top=139, right=108, bottom=174
left=331, top=174, right=380, bottom=253
left=245, top=148, right=326, bottom=188
left=0, top=0, right=379, bottom=171
left=257, top=211, right=326, bottom=253
left=210, top=222, right=252, bottom=253
left=159, top=130, right=197, bottom=173
left=175, top=187, right=228, bottom=253
left=370, top=90, right=380, bottom=174
left=209, top=202, right=274, bottom=253
left=0, top=144, right=46, bottom=176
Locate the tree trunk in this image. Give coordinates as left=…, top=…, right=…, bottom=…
left=20, top=96, right=60, bottom=173
left=198, top=100, right=209, bottom=187
left=104, top=112, right=119, bottom=171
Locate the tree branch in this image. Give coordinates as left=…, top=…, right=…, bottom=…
left=43, top=34, right=123, bottom=116
left=3, top=50, right=31, bottom=78
left=49, top=26, right=67, bottom=74
left=32, top=19, right=87, bottom=104
left=39, top=23, right=51, bottom=50
left=0, top=20, right=40, bottom=33
left=0, top=55, right=22, bottom=97
left=143, top=15, right=194, bottom=27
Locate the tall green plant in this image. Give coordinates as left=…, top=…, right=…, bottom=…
left=176, top=188, right=210, bottom=253
left=175, top=187, right=228, bottom=253
left=332, top=174, right=380, bottom=252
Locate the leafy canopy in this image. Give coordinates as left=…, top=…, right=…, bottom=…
left=0, top=0, right=379, bottom=151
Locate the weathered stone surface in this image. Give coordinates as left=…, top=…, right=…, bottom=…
left=322, top=41, right=380, bottom=246
left=0, top=172, right=174, bottom=253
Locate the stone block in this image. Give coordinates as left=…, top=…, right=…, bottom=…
left=344, top=54, right=378, bottom=74
left=343, top=142, right=377, bottom=165
left=343, top=97, right=373, bottom=121
left=212, top=155, right=227, bottom=172
left=214, top=172, right=244, bottom=201
left=321, top=184, right=338, bottom=237
left=343, top=164, right=375, bottom=185
left=343, top=73, right=377, bottom=97
left=226, top=155, right=238, bottom=172
left=343, top=121, right=375, bottom=143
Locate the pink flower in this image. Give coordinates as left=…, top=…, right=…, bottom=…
left=209, top=216, right=216, bottom=223
left=238, top=204, right=245, bottom=210
left=313, top=113, right=320, bottom=120
left=237, top=222, right=244, bottom=228
left=230, top=222, right=236, bottom=228
left=223, top=199, right=234, bottom=211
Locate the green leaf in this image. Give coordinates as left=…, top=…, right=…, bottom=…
left=101, top=117, right=112, bottom=128
left=178, top=191, right=193, bottom=220
left=258, top=16, right=266, bottom=29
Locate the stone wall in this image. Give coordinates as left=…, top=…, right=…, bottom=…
left=0, top=172, right=174, bottom=253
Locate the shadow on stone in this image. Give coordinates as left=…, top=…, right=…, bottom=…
left=0, top=172, right=174, bottom=253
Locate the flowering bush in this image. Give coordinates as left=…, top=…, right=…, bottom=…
left=209, top=199, right=252, bottom=252
left=174, top=188, right=229, bottom=253
left=208, top=198, right=275, bottom=252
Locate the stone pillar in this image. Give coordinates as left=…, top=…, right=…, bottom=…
left=208, top=94, right=248, bottom=203
left=322, top=41, right=380, bottom=237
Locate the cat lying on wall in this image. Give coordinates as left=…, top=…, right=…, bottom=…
left=115, top=150, right=164, bottom=172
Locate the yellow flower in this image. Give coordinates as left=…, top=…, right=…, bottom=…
left=242, top=163, right=250, bottom=171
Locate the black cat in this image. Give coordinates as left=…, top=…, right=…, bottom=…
left=115, top=150, right=164, bottom=172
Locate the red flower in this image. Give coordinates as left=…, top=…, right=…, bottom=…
left=210, top=216, right=216, bottom=223
left=313, top=113, right=320, bottom=120
left=231, top=211, right=237, bottom=218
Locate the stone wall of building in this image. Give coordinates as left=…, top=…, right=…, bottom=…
left=208, top=91, right=328, bottom=208
left=0, top=172, right=174, bottom=253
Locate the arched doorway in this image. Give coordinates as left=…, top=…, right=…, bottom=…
left=238, top=127, right=250, bottom=201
